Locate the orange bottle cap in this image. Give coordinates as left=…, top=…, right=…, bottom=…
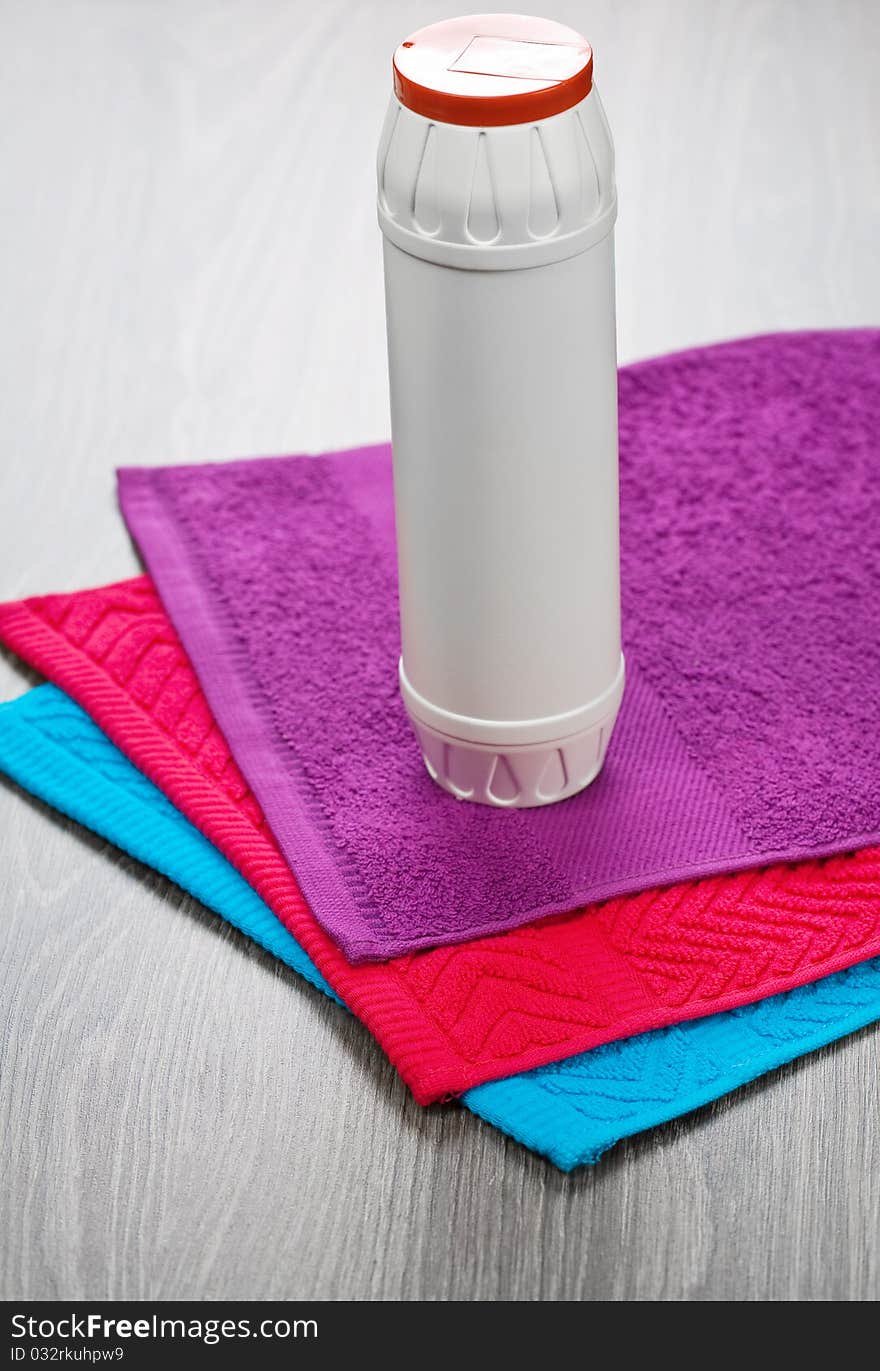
left=392, top=14, right=593, bottom=128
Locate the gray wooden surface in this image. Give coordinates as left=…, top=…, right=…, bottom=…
left=2, top=0, right=879, bottom=1302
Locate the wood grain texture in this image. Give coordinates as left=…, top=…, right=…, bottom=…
left=1, top=0, right=879, bottom=1302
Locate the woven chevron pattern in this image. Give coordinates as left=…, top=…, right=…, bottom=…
left=2, top=576, right=880, bottom=1104
left=3, top=685, right=880, bottom=1170
left=467, top=960, right=880, bottom=1167
left=32, top=578, right=268, bottom=832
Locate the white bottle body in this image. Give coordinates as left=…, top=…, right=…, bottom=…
left=378, top=91, right=624, bottom=807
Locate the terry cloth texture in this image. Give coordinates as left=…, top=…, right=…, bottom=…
left=116, top=331, right=880, bottom=961
left=2, top=577, right=880, bottom=1105
left=3, top=684, right=880, bottom=1171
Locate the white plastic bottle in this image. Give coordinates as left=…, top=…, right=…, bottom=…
left=378, top=14, right=624, bottom=808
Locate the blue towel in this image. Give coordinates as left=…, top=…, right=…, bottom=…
left=2, top=683, right=879, bottom=1169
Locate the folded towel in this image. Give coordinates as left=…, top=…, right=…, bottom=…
left=2, top=578, right=879, bottom=1104
left=3, top=683, right=879, bottom=1170
left=117, top=331, right=880, bottom=960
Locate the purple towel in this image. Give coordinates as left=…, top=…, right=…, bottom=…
left=118, top=330, right=880, bottom=962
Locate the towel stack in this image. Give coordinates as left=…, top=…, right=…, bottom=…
left=2, top=330, right=878, bottom=1169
